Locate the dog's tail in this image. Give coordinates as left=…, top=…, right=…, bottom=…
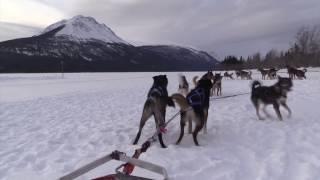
left=251, top=81, right=261, bottom=91
left=170, top=93, right=189, bottom=110
left=192, top=76, right=199, bottom=86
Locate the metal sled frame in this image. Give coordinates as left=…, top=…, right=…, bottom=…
left=59, top=150, right=168, bottom=180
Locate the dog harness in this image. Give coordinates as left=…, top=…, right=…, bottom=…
left=187, top=87, right=206, bottom=109
left=179, top=84, right=188, bottom=89
left=148, top=86, right=167, bottom=98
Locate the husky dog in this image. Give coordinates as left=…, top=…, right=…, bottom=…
left=235, top=70, right=241, bottom=79
left=133, top=75, right=175, bottom=148
left=251, top=76, right=293, bottom=120
left=178, top=74, right=189, bottom=97
left=267, top=68, right=278, bottom=79
left=286, top=66, right=307, bottom=79
left=239, top=70, right=252, bottom=80
left=257, top=68, right=268, bottom=80
left=294, top=68, right=307, bottom=79
left=193, top=71, right=214, bottom=86
left=171, top=79, right=213, bottom=146
left=211, top=73, right=222, bottom=96
left=223, top=72, right=234, bottom=80
left=286, top=65, right=296, bottom=79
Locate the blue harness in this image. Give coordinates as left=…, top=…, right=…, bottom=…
left=187, top=87, right=206, bottom=108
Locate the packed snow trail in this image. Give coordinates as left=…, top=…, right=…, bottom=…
left=0, top=70, right=320, bottom=180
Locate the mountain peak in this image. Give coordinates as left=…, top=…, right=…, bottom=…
left=41, top=15, right=128, bottom=44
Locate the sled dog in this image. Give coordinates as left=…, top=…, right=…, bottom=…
left=171, top=79, right=213, bottom=146
left=251, top=76, right=293, bottom=120
left=133, top=75, right=174, bottom=148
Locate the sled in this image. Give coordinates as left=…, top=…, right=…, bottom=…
left=59, top=150, right=168, bottom=180
left=59, top=109, right=182, bottom=180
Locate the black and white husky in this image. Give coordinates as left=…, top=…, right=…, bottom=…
left=133, top=75, right=175, bottom=148
left=223, top=72, right=234, bottom=80
left=235, top=70, right=252, bottom=80
left=251, top=76, right=293, bottom=120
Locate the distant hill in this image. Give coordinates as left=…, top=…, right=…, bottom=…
left=0, top=15, right=218, bottom=72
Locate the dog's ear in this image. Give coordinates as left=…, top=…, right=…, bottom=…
left=153, top=75, right=159, bottom=81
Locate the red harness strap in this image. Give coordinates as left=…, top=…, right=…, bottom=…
left=122, top=140, right=151, bottom=175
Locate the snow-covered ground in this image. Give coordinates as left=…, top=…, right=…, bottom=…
left=1, top=69, right=320, bottom=180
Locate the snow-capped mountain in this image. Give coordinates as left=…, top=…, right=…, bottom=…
left=41, top=15, right=128, bottom=44
left=0, top=15, right=218, bottom=72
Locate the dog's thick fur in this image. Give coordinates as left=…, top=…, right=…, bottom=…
left=287, top=66, right=307, bottom=79
left=171, top=79, right=213, bottom=146
left=235, top=70, right=252, bottom=80
left=212, top=73, right=222, bottom=96
left=267, top=68, right=278, bottom=79
left=133, top=75, right=174, bottom=148
left=178, top=74, right=189, bottom=97
left=223, top=72, right=234, bottom=80
left=287, top=65, right=296, bottom=79
left=192, top=71, right=214, bottom=86
left=257, top=68, right=268, bottom=80
left=251, top=76, right=293, bottom=120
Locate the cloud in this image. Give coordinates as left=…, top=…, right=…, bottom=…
left=66, top=0, right=320, bottom=57
left=0, top=22, right=41, bottom=41
left=1, top=0, right=320, bottom=57
left=0, top=0, right=66, bottom=27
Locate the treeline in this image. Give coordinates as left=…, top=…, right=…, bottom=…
left=217, top=24, right=320, bottom=70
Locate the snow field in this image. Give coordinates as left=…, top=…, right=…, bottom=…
left=0, top=69, right=320, bottom=180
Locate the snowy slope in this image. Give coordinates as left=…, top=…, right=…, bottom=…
left=0, top=69, right=320, bottom=180
left=0, top=16, right=218, bottom=72
left=41, top=15, right=128, bottom=44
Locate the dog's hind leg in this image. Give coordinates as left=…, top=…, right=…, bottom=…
left=158, top=132, right=166, bottom=148
left=133, top=105, right=153, bottom=145
left=193, top=118, right=204, bottom=146
left=176, top=113, right=187, bottom=144
left=262, top=105, right=272, bottom=118
left=211, top=87, right=215, bottom=96
left=252, top=99, right=264, bottom=120
left=154, top=108, right=167, bottom=148
left=280, top=102, right=292, bottom=118
left=203, top=109, right=208, bottom=134
left=273, top=103, right=283, bottom=120
left=188, top=118, right=192, bottom=134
